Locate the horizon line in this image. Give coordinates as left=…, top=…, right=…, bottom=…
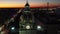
left=0, top=6, right=59, bottom=8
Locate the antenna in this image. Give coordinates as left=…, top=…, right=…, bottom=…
left=47, top=2, right=49, bottom=7
left=26, top=0, right=28, bottom=3
left=47, top=2, right=49, bottom=11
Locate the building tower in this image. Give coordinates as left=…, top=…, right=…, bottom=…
left=47, top=2, right=49, bottom=11
left=19, top=0, right=36, bottom=34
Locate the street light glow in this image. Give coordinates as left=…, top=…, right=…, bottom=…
left=37, top=26, right=42, bottom=30
left=37, top=26, right=41, bottom=29
left=11, top=27, right=15, bottom=30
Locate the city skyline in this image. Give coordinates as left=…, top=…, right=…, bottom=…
left=0, top=0, right=60, bottom=8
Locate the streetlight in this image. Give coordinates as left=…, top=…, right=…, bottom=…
left=37, top=25, right=42, bottom=30
left=11, top=27, right=15, bottom=30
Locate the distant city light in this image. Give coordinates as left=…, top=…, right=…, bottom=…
left=11, top=27, right=15, bottom=30
left=26, top=25, right=30, bottom=29
left=1, top=31, right=4, bottom=34
left=0, top=27, right=2, bottom=31
left=11, top=18, right=14, bottom=22
left=58, top=19, right=60, bottom=21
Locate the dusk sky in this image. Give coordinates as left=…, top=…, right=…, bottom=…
left=0, top=0, right=60, bottom=8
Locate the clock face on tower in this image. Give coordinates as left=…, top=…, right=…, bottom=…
left=26, top=25, right=30, bottom=29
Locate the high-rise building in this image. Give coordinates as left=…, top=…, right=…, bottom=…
left=19, top=0, right=36, bottom=34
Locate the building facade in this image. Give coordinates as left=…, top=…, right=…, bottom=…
left=19, top=1, right=36, bottom=34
